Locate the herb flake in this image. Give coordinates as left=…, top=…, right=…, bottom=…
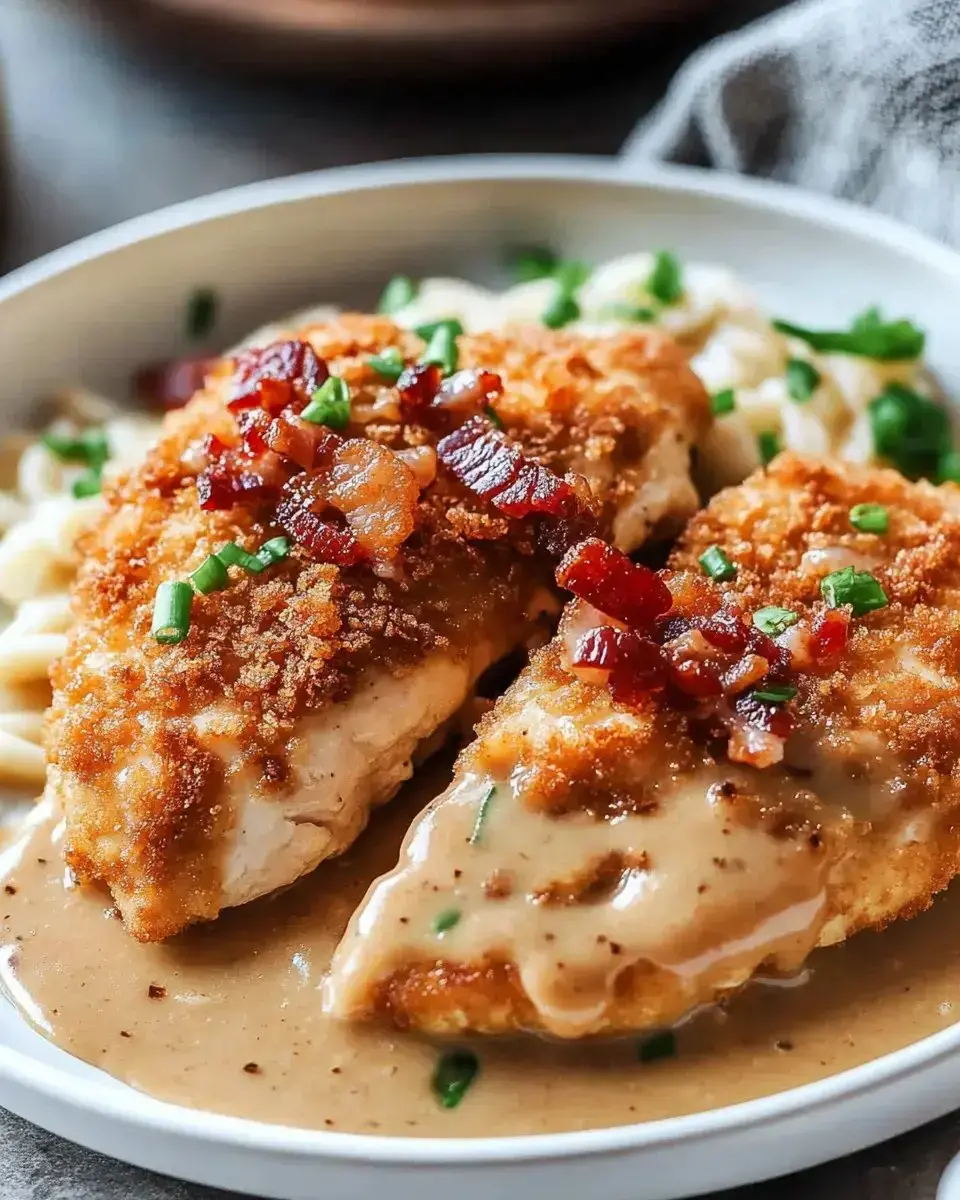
left=786, top=358, right=821, bottom=403
left=774, top=308, right=925, bottom=361
left=432, top=1050, right=479, bottom=1109
left=468, top=785, right=497, bottom=845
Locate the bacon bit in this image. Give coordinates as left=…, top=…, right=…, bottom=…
left=721, top=653, right=769, bottom=695
left=236, top=408, right=271, bottom=456
left=395, top=445, right=438, bottom=490
left=396, top=362, right=443, bottom=416
left=228, top=340, right=328, bottom=414
left=276, top=498, right=363, bottom=566
left=727, top=719, right=787, bottom=769
left=134, top=356, right=214, bottom=410
left=557, top=539, right=672, bottom=629
left=608, top=630, right=668, bottom=705
left=433, top=369, right=504, bottom=417
left=733, top=691, right=793, bottom=740
left=669, top=658, right=723, bottom=698
left=811, top=608, right=850, bottom=662
left=570, top=625, right=619, bottom=686
left=266, top=410, right=338, bottom=472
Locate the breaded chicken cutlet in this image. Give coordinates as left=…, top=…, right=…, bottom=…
left=326, top=454, right=960, bottom=1038
left=47, top=314, right=709, bottom=942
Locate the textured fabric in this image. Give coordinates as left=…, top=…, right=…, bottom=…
left=623, top=0, right=960, bottom=244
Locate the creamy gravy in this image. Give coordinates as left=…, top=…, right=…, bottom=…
left=1, top=756, right=960, bottom=1139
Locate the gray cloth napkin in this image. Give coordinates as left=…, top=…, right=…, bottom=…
left=623, top=0, right=960, bottom=246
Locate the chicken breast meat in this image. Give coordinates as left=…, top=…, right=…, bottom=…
left=48, top=313, right=708, bottom=942
left=326, top=454, right=960, bottom=1038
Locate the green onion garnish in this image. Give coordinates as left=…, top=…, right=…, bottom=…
left=42, top=427, right=110, bottom=469
left=218, top=542, right=268, bottom=574
left=710, top=388, right=736, bottom=416
left=698, top=545, right=737, bottom=582
left=939, top=451, right=960, bottom=484
left=773, top=308, right=924, bottom=361
left=646, top=251, right=683, bottom=305
left=602, top=302, right=657, bottom=324
left=753, top=606, right=798, bottom=636
left=420, top=323, right=459, bottom=376
left=849, top=503, right=889, bottom=534
left=256, top=536, right=291, bottom=568
left=433, top=908, right=461, bottom=935
left=552, top=260, right=591, bottom=293
left=469, top=784, right=497, bottom=845
left=758, top=431, right=781, bottom=465
left=868, top=383, right=952, bottom=480
left=415, top=318, right=465, bottom=341
left=820, top=566, right=888, bottom=616
left=786, top=358, right=820, bottom=403
left=189, top=554, right=230, bottom=596
left=71, top=470, right=103, bottom=499
left=151, top=581, right=193, bottom=645
left=377, top=275, right=417, bottom=315
left=511, top=246, right=558, bottom=282
left=301, top=377, right=351, bottom=430
left=542, top=291, right=580, bottom=330
left=753, top=684, right=798, bottom=703
left=638, top=1032, right=677, bottom=1063
left=484, top=405, right=504, bottom=430
left=368, top=347, right=405, bottom=383
left=186, top=287, right=218, bottom=340
left=432, top=1051, right=479, bottom=1109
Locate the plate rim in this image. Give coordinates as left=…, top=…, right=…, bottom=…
left=4, top=152, right=960, bottom=1167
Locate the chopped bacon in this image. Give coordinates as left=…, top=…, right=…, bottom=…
left=236, top=409, right=271, bottom=456
left=265, top=410, right=338, bottom=472
left=396, top=363, right=443, bottom=416
left=433, top=369, right=504, bottom=417
left=197, top=458, right=282, bottom=511
left=669, top=659, right=723, bottom=698
left=557, top=539, right=672, bottom=629
left=228, top=340, right=328, bottom=414
left=811, top=608, right=850, bottom=662
left=608, top=631, right=668, bottom=706
left=134, top=356, right=215, bottom=410
left=396, top=445, right=438, bottom=490
left=733, top=691, right=793, bottom=740
left=276, top=499, right=362, bottom=566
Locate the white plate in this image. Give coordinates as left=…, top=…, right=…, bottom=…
left=3, top=156, right=960, bottom=1200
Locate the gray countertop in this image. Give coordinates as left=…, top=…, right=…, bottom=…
left=0, top=1, right=957, bottom=1196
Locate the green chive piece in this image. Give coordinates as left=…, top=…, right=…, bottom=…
left=868, top=383, right=952, bottom=481
left=511, top=246, right=558, bottom=282
left=71, top=469, right=103, bottom=499
left=415, top=318, right=465, bottom=341
left=820, top=566, right=888, bottom=616
left=189, top=553, right=230, bottom=596
left=151, top=581, right=193, bottom=645
left=773, top=308, right=924, bottom=361
left=42, top=427, right=110, bottom=469
left=753, top=684, right=798, bottom=703
left=432, top=1050, right=479, bottom=1109
left=638, top=1031, right=677, bottom=1063
left=758, top=430, right=781, bottom=465
left=368, top=347, right=405, bottom=383
left=786, top=358, right=821, bottom=403
left=256, top=536, right=291, bottom=568
left=186, top=287, right=218, bottom=340
left=552, top=260, right=591, bottom=293
left=698, top=545, right=736, bottom=582
left=377, top=275, right=417, bottom=315
left=217, top=542, right=267, bottom=574
left=420, top=324, right=459, bottom=376
left=602, top=302, right=657, bottom=324
left=484, top=405, right=504, bottom=430
left=469, top=785, right=497, bottom=846
left=710, top=388, right=736, bottom=416
left=938, top=450, right=960, bottom=484
left=646, top=251, right=683, bottom=305
left=849, top=503, right=889, bottom=534
left=433, top=908, right=461, bottom=935
left=301, top=377, right=351, bottom=430
left=542, top=290, right=580, bottom=330
left=753, top=606, right=798, bottom=636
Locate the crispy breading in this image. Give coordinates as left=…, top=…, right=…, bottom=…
left=326, top=455, right=960, bottom=1037
left=48, top=314, right=709, bottom=942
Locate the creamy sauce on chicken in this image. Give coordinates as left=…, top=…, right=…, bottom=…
left=2, top=756, right=960, bottom=1138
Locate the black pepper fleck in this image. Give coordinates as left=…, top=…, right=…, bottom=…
left=243, top=1062, right=261, bottom=1074
left=3, top=885, right=16, bottom=896
left=147, top=984, right=166, bottom=1000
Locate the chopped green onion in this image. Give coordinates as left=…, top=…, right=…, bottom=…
left=433, top=908, right=461, bottom=935
left=753, top=684, right=798, bottom=703
left=758, top=431, right=781, bottom=465
left=786, top=358, right=820, bottom=403
left=189, top=554, right=230, bottom=596
left=468, top=784, right=497, bottom=845
left=377, top=275, right=417, bottom=315
left=420, top=323, right=459, bottom=376
left=218, top=542, right=267, bottom=574
left=71, top=469, right=103, bottom=499
left=552, top=260, right=591, bottom=293
left=186, top=287, right=218, bottom=340
left=773, top=308, right=925, bottom=361
left=646, top=251, right=683, bottom=305
left=42, top=427, right=110, bottom=468
left=602, top=302, right=657, bottom=324
left=699, top=545, right=736, bottom=582
left=511, top=246, right=557, bottom=282
left=710, top=388, right=736, bottom=416
left=256, top=536, right=291, bottom=568
left=151, top=581, right=193, bottom=645
left=849, top=503, right=889, bottom=534
left=414, top=318, right=465, bottom=341
left=542, top=290, right=580, bottom=330
left=753, top=606, right=798, bottom=636
left=938, top=450, right=960, bottom=484
left=638, top=1032, right=677, bottom=1063
left=367, top=347, right=405, bottom=383
left=821, top=566, right=888, bottom=616
left=484, top=405, right=504, bottom=430
left=301, top=377, right=351, bottom=430
left=432, top=1051, right=479, bottom=1109
left=868, top=383, right=951, bottom=480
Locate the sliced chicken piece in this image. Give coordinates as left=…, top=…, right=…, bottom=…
left=48, top=314, right=708, bottom=942
left=326, top=454, right=960, bottom=1037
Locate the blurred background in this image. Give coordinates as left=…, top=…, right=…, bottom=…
left=0, top=0, right=782, bottom=271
